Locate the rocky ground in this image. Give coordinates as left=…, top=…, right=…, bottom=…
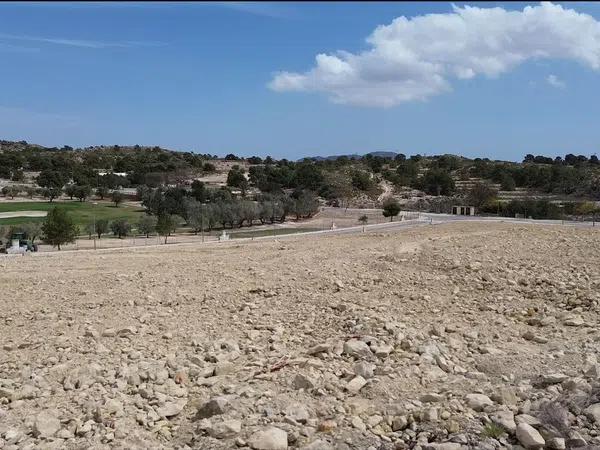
left=1, top=222, right=600, bottom=450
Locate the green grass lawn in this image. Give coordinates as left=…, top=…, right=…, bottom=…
left=0, top=201, right=144, bottom=227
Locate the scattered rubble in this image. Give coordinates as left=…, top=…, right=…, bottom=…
left=1, top=222, right=600, bottom=449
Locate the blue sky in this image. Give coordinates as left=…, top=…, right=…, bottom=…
left=1, top=1, right=599, bottom=161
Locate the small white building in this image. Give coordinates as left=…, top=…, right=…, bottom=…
left=452, top=205, right=476, bottom=216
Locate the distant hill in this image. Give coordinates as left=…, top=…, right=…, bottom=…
left=301, top=151, right=398, bottom=162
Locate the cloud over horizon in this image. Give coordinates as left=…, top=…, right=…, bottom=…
left=269, top=2, right=600, bottom=107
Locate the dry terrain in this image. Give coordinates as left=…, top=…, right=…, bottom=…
left=1, top=222, right=600, bottom=450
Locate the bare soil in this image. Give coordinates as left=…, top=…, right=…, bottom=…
left=1, top=222, right=599, bottom=449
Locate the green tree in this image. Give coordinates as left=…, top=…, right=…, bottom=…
left=156, top=214, right=176, bottom=244
left=1, top=185, right=20, bottom=199
left=350, top=170, right=373, bottom=191
left=110, top=218, right=131, bottom=238
left=382, top=198, right=401, bottom=222
left=74, top=185, right=92, bottom=202
left=95, top=219, right=109, bottom=239
left=42, top=207, right=78, bottom=250
left=111, top=191, right=124, bottom=207
left=137, top=215, right=157, bottom=238
left=358, top=215, right=369, bottom=225
left=191, top=180, right=207, bottom=202
left=42, top=187, right=62, bottom=203
left=65, top=184, right=77, bottom=200
left=24, top=186, right=36, bottom=199
left=500, top=174, right=516, bottom=191
left=186, top=200, right=206, bottom=234
left=227, top=165, right=249, bottom=196
left=37, top=170, right=67, bottom=197
left=417, top=169, right=455, bottom=196
left=96, top=186, right=109, bottom=200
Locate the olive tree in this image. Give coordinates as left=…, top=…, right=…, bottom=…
left=137, top=215, right=157, bottom=238
left=41, top=207, right=78, bottom=250
left=110, top=218, right=131, bottom=239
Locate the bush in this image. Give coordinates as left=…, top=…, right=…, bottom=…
left=382, top=198, right=401, bottom=221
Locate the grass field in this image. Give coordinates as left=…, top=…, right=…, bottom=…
left=0, top=201, right=144, bottom=227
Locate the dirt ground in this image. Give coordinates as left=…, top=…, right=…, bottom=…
left=1, top=222, right=600, bottom=449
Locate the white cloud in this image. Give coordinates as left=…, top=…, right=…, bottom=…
left=546, top=73, right=566, bottom=88
left=269, top=2, right=600, bottom=107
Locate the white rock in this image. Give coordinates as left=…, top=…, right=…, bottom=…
left=210, top=419, right=242, bottom=439
left=343, top=340, right=372, bottom=359
left=584, top=403, right=600, bottom=425
left=299, top=439, right=334, bottom=450
left=33, top=409, right=61, bottom=438
left=371, top=343, right=393, bottom=358
left=307, top=343, right=330, bottom=355
left=248, top=427, right=288, bottom=450
left=353, top=361, right=374, bottom=379
left=293, top=373, right=316, bottom=390
left=420, top=393, right=444, bottom=403
left=546, top=437, right=566, bottom=450
left=491, top=410, right=516, bottom=433
left=422, top=444, right=462, bottom=450
left=284, top=404, right=310, bottom=424
left=516, top=422, right=545, bottom=449
left=157, top=399, right=187, bottom=418
left=346, top=376, right=367, bottom=393
left=392, top=416, right=408, bottom=431
left=563, top=315, right=584, bottom=326
left=465, top=393, right=493, bottom=411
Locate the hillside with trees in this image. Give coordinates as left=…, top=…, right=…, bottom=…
left=1, top=139, right=600, bottom=225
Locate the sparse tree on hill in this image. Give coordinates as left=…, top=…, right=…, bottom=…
left=467, top=182, right=498, bottom=208
left=42, top=207, right=78, bottom=250
left=382, top=198, right=401, bottom=222
left=37, top=170, right=67, bottom=202
left=227, top=165, right=249, bottom=196
left=111, top=191, right=124, bottom=207
left=417, top=169, right=455, bottom=196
